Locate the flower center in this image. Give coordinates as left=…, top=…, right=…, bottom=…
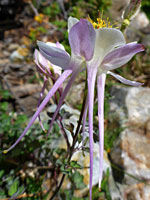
left=88, top=16, right=112, bottom=29
left=88, top=12, right=117, bottom=29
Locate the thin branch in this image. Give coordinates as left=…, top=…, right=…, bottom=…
left=57, top=0, right=68, bottom=19
left=50, top=174, right=65, bottom=200
left=28, top=0, right=39, bottom=16
left=58, top=116, right=70, bottom=150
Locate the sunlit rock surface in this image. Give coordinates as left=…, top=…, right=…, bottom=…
left=10, top=46, right=30, bottom=62
left=130, top=12, right=149, bottom=29
left=126, top=12, right=150, bottom=46
left=110, top=86, right=150, bottom=199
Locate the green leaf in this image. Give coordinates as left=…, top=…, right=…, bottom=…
left=1, top=102, right=8, bottom=111
left=70, top=161, right=83, bottom=169
left=8, top=179, right=19, bottom=196
left=37, top=26, right=47, bottom=33
left=71, top=171, right=85, bottom=189
left=0, top=87, right=11, bottom=99
left=0, top=170, right=4, bottom=178
left=17, top=185, right=25, bottom=196
left=101, top=168, right=112, bottom=200
left=0, top=188, right=6, bottom=198
left=82, top=147, right=90, bottom=153
left=60, top=165, right=72, bottom=174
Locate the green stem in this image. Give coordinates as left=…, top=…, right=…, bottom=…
left=50, top=174, right=65, bottom=200
left=111, top=163, right=149, bottom=184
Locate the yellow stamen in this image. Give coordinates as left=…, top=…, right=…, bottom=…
left=88, top=13, right=118, bottom=29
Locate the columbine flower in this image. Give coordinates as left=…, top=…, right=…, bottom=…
left=121, top=0, right=141, bottom=31
left=4, top=16, right=145, bottom=199
left=123, top=0, right=141, bottom=20
left=34, top=44, right=62, bottom=131
left=3, top=41, right=71, bottom=152
left=34, top=42, right=63, bottom=77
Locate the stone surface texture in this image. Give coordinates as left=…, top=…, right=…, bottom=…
left=110, top=86, right=150, bottom=200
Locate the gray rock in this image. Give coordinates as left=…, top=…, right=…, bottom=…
left=110, top=86, right=150, bottom=199
left=10, top=50, right=24, bottom=61
left=130, top=12, right=149, bottom=29
left=126, top=12, right=150, bottom=45
left=126, top=87, right=150, bottom=125
left=8, top=43, right=19, bottom=51
left=109, top=86, right=150, bottom=126
left=10, top=46, right=30, bottom=62
left=123, top=182, right=150, bottom=200
left=109, top=86, right=128, bottom=123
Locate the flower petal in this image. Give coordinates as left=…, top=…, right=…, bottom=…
left=69, top=19, right=96, bottom=61
left=42, top=43, right=62, bottom=75
left=68, top=16, right=79, bottom=32
left=34, top=49, right=48, bottom=75
left=34, top=49, right=49, bottom=67
left=97, top=73, right=106, bottom=188
left=101, top=42, right=145, bottom=71
left=87, top=67, right=98, bottom=200
left=37, top=41, right=70, bottom=69
left=47, top=62, right=82, bottom=135
left=93, top=28, right=125, bottom=65
left=82, top=96, right=88, bottom=145
left=47, top=41, right=68, bottom=54
left=37, top=77, right=48, bottom=132
left=107, top=71, right=143, bottom=86
left=3, top=70, right=72, bottom=153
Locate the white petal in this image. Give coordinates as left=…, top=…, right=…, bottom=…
left=46, top=42, right=57, bottom=47
left=92, top=28, right=125, bottom=65
left=97, top=73, right=106, bottom=188
left=46, top=41, right=65, bottom=51
left=68, top=16, right=79, bottom=32
left=108, top=71, right=143, bottom=86
left=51, top=63, right=62, bottom=75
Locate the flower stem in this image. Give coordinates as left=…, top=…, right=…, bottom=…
left=58, top=116, right=70, bottom=151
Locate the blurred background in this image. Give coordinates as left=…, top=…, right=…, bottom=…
left=0, top=0, right=150, bottom=199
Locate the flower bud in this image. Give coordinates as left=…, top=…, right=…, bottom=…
left=123, top=0, right=141, bottom=20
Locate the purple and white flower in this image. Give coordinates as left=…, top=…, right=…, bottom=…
left=4, top=16, right=145, bottom=200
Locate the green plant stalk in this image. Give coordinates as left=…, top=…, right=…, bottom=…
left=111, top=163, right=149, bottom=184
